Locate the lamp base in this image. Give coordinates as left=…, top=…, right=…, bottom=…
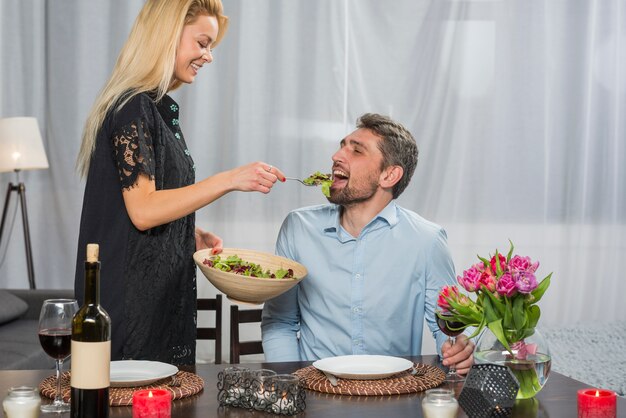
left=0, top=181, right=36, bottom=289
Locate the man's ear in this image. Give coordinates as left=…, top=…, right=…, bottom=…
left=380, top=165, right=403, bottom=189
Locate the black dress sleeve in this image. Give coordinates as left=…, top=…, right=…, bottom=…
left=110, top=95, right=157, bottom=190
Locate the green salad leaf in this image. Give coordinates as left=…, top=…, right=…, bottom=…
left=203, top=254, right=296, bottom=279
left=303, top=171, right=333, bottom=197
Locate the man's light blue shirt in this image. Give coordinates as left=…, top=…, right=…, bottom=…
left=261, top=201, right=456, bottom=362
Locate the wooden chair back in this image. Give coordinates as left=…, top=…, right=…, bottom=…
left=197, top=294, right=222, bottom=364
left=229, top=305, right=263, bottom=364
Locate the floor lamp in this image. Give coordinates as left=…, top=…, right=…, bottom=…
left=0, top=117, right=49, bottom=289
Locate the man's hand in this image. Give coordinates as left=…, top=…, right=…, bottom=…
left=441, top=334, right=474, bottom=375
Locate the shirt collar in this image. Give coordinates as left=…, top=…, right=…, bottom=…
left=323, top=200, right=399, bottom=241
left=375, top=200, right=399, bottom=227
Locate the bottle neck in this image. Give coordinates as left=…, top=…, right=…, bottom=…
left=84, top=261, right=100, bottom=305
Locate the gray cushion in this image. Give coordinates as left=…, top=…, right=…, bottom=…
left=0, top=289, right=28, bottom=325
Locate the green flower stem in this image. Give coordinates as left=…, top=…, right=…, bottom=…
left=507, top=363, right=542, bottom=399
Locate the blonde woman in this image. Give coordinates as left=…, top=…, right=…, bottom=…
left=74, top=0, right=284, bottom=365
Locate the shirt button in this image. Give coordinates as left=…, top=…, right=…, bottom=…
left=353, top=339, right=360, bottom=345
left=353, top=307, right=361, bottom=313
left=355, top=274, right=361, bottom=279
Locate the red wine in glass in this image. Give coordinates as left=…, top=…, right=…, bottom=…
left=38, top=329, right=72, bottom=360
left=437, top=316, right=465, bottom=337
left=436, top=313, right=466, bottom=383
left=38, top=299, right=79, bottom=413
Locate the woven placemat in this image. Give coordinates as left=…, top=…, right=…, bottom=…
left=39, top=371, right=204, bottom=406
left=293, top=363, right=445, bottom=396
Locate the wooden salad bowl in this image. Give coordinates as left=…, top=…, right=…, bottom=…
left=193, top=248, right=307, bottom=305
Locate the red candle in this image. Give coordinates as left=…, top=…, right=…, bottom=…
left=577, top=388, right=617, bottom=418
left=132, top=389, right=172, bottom=418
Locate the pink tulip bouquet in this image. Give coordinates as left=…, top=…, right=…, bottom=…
left=437, top=241, right=552, bottom=356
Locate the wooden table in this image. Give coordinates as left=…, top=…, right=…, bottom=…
left=1, top=355, right=623, bottom=417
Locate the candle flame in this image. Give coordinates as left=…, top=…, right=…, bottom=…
left=595, top=390, right=600, bottom=397
left=148, top=391, right=153, bottom=398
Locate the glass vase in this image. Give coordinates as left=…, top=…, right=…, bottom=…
left=473, top=327, right=551, bottom=399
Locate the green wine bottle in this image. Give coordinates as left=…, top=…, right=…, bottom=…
left=71, top=243, right=111, bottom=418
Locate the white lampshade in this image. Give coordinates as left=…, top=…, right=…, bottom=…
left=0, top=117, right=49, bottom=173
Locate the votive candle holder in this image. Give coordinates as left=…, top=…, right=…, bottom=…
left=577, top=388, right=617, bottom=418
left=421, top=388, right=459, bottom=418
left=132, top=389, right=171, bottom=418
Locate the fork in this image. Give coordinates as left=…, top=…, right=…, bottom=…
left=410, top=366, right=427, bottom=377
left=322, top=371, right=339, bottom=387
left=284, top=177, right=315, bottom=186
left=168, top=375, right=181, bottom=387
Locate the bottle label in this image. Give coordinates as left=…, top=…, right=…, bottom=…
left=70, top=341, right=111, bottom=389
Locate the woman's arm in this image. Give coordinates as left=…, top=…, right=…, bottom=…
left=122, top=162, right=285, bottom=231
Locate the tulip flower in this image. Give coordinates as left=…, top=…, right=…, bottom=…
left=436, top=241, right=552, bottom=360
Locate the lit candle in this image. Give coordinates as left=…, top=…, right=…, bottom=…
left=421, top=388, right=459, bottom=418
left=132, top=389, right=171, bottom=418
left=2, top=387, right=41, bottom=418
left=273, top=394, right=296, bottom=413
left=267, top=374, right=301, bottom=415
left=249, top=369, right=277, bottom=411
left=577, top=389, right=617, bottom=418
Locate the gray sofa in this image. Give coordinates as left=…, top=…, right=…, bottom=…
left=0, top=288, right=74, bottom=370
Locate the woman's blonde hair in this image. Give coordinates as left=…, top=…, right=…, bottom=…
left=76, top=0, right=228, bottom=177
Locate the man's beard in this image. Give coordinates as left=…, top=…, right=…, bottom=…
left=327, top=174, right=379, bottom=206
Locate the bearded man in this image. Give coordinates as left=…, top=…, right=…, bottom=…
left=261, top=113, right=474, bottom=374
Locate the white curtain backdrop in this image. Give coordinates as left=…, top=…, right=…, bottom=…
left=1, top=0, right=624, bottom=360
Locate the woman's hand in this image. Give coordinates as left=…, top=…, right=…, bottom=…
left=227, top=162, right=286, bottom=193
left=195, top=227, right=223, bottom=254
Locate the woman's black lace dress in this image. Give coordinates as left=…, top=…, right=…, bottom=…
left=75, top=93, right=197, bottom=365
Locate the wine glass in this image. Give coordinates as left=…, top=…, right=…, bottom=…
left=38, top=299, right=78, bottom=413
left=436, top=310, right=466, bottom=383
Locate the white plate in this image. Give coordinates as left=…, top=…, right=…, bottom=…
left=312, top=355, right=413, bottom=380
left=110, top=360, right=178, bottom=387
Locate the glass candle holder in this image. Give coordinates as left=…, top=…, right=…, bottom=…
left=421, top=388, right=459, bottom=418
left=264, top=374, right=306, bottom=416
left=2, top=386, right=41, bottom=418
left=217, top=368, right=305, bottom=415
left=217, top=367, right=251, bottom=408
left=246, top=369, right=277, bottom=411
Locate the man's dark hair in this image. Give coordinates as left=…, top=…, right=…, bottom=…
left=356, top=113, right=418, bottom=199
